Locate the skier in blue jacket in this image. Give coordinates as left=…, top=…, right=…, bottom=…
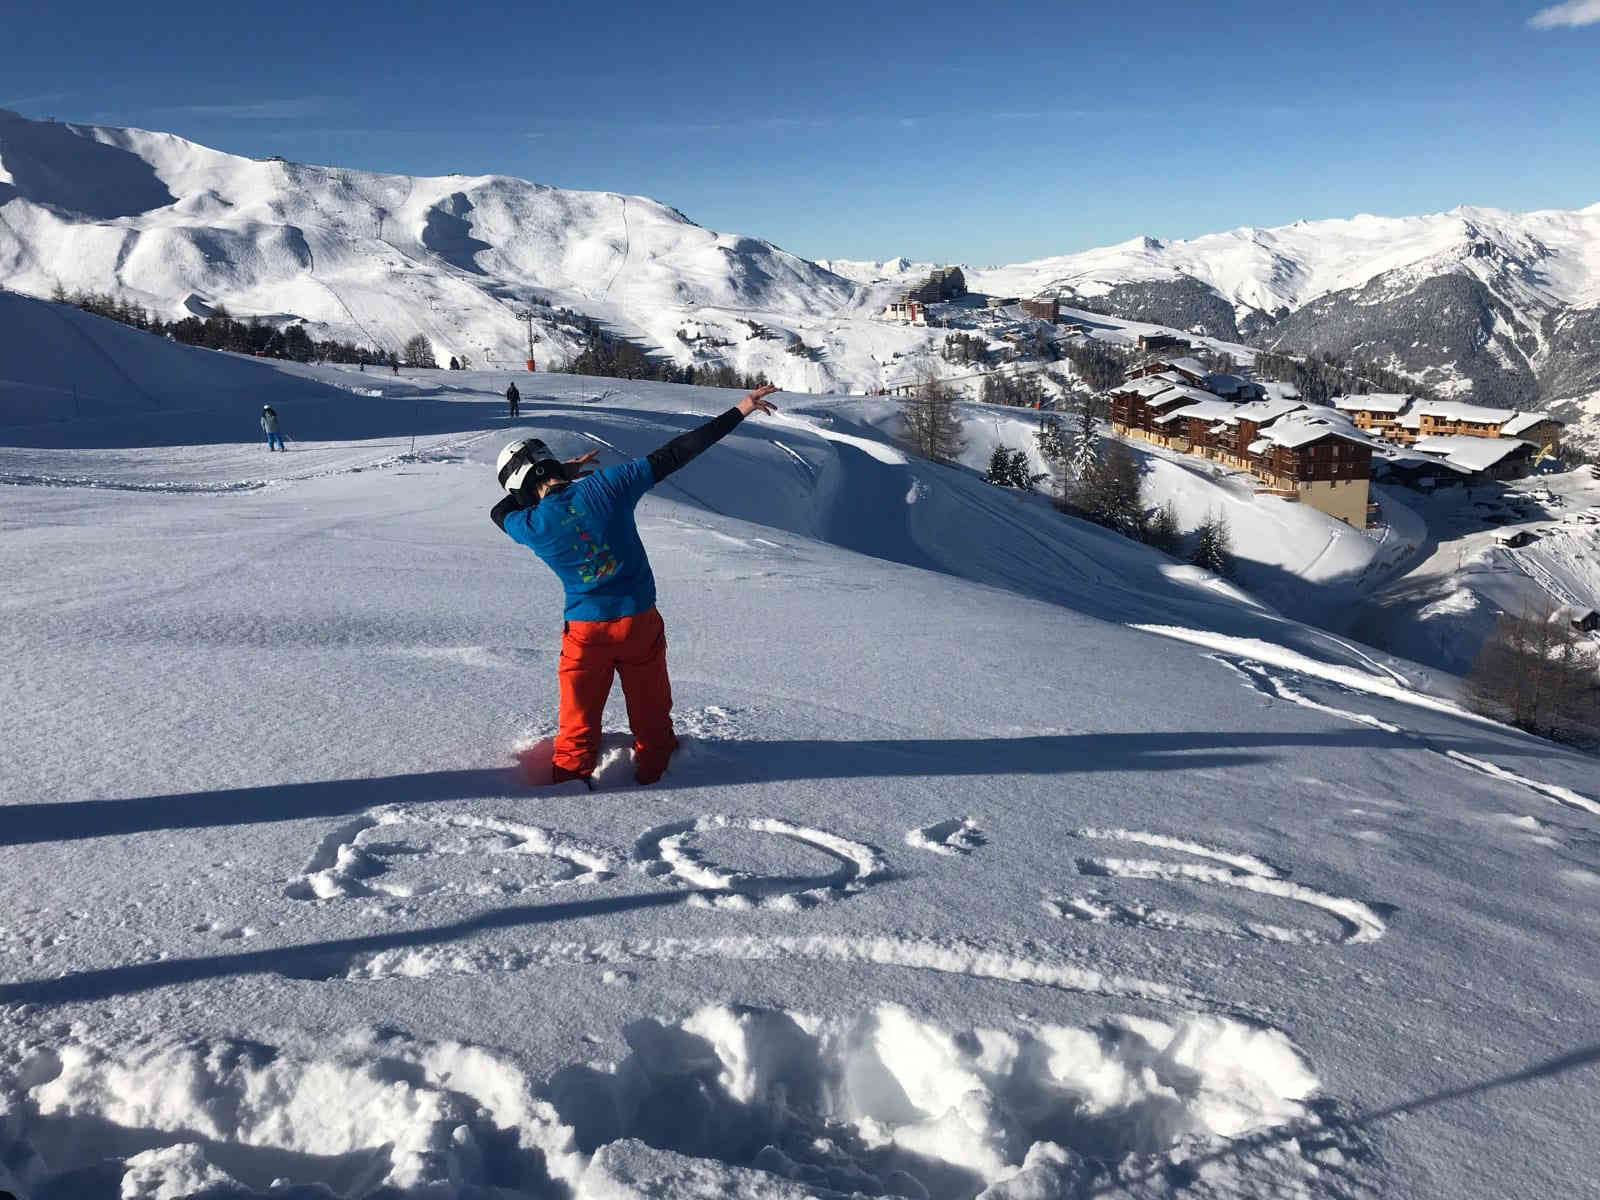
left=491, top=385, right=778, bottom=784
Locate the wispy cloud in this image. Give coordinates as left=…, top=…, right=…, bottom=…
left=0, top=91, right=73, bottom=110
left=1528, top=0, right=1600, bottom=28
left=150, top=97, right=334, bottom=120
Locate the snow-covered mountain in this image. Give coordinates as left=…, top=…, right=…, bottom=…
left=967, top=206, right=1600, bottom=444
left=4, top=107, right=1600, bottom=447
left=0, top=108, right=865, bottom=388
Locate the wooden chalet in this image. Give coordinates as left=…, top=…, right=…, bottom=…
left=1151, top=399, right=1238, bottom=455
left=1332, top=393, right=1412, bottom=438
left=1127, top=356, right=1208, bottom=386
left=1207, top=398, right=1306, bottom=469
left=1500, top=412, right=1565, bottom=455
left=1201, top=373, right=1267, bottom=402
left=1248, top=415, right=1375, bottom=527
left=1411, top=435, right=1540, bottom=483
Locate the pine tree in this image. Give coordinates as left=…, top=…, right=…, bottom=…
left=1080, top=441, right=1146, bottom=537
left=1069, top=401, right=1100, bottom=484
left=1146, top=501, right=1183, bottom=555
left=1034, top=415, right=1068, bottom=466
left=1189, top=510, right=1234, bottom=576
left=986, top=445, right=1014, bottom=486
left=986, top=446, right=1042, bottom=489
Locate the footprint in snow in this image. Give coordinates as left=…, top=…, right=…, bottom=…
left=905, top=817, right=985, bottom=856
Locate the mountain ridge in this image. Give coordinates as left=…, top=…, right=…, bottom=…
left=2, top=108, right=1597, bottom=447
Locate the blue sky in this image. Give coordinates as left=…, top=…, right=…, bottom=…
left=4, top=0, right=1599, bottom=264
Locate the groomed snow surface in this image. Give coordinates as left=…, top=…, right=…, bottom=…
left=4, top=297, right=1600, bottom=1199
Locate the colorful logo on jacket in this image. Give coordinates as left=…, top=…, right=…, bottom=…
left=563, top=502, right=619, bottom=584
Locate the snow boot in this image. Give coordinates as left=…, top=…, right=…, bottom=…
left=551, top=763, right=595, bottom=790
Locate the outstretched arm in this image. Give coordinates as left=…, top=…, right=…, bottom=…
left=646, top=385, right=778, bottom=482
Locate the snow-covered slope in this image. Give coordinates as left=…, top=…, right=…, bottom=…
left=4, top=289, right=1600, bottom=1200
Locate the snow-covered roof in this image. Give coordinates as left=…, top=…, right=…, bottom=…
left=1154, top=400, right=1239, bottom=425
left=1165, top=357, right=1208, bottom=378
left=1120, top=376, right=1179, bottom=398
left=1332, top=392, right=1410, bottom=414
left=1251, top=410, right=1373, bottom=451
left=1501, top=411, right=1564, bottom=437
left=1262, top=380, right=1302, bottom=402
left=1412, top=434, right=1536, bottom=472
left=1413, top=399, right=1517, bottom=425
left=1146, top=385, right=1215, bottom=410
left=1202, top=372, right=1262, bottom=395
left=1223, top=398, right=1306, bottom=426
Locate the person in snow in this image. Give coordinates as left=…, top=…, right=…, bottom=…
left=506, top=381, right=521, bottom=418
left=260, top=405, right=284, bottom=451
left=490, top=384, right=779, bottom=785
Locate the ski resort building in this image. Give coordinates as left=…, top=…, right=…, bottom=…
left=1207, top=397, right=1309, bottom=469
left=1127, top=356, right=1208, bottom=385
left=1136, top=333, right=1191, bottom=353
left=1328, top=395, right=1564, bottom=471
left=1151, top=399, right=1239, bottom=456
left=1247, top=413, right=1376, bottom=528
left=905, top=267, right=967, bottom=303
left=1110, top=371, right=1378, bottom=525
left=1201, top=373, right=1267, bottom=402
left=1110, top=379, right=1212, bottom=442
left=1019, top=297, right=1061, bottom=322
left=1332, top=393, right=1413, bottom=436
left=1500, top=412, right=1565, bottom=455
left=1411, top=434, right=1540, bottom=482
left=1399, top=400, right=1519, bottom=443
left=881, top=298, right=927, bottom=325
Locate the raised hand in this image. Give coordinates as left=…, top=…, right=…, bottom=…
left=737, top=384, right=779, bottom=417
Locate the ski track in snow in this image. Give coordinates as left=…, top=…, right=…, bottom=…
left=631, top=815, right=890, bottom=911
left=0, top=473, right=272, bottom=493
left=0, top=431, right=495, bottom=493
left=905, top=817, right=986, bottom=856
left=343, top=931, right=1251, bottom=1017
left=767, top=438, right=816, bottom=483
left=1046, top=829, right=1388, bottom=946
left=1206, top=653, right=1600, bottom=817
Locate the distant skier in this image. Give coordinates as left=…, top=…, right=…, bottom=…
left=506, top=381, right=521, bottom=418
left=490, top=384, right=779, bottom=785
left=260, top=404, right=284, bottom=451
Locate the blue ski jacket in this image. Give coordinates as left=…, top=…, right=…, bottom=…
left=491, top=407, right=745, bottom=621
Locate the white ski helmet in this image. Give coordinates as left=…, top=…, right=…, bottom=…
left=496, top=437, right=556, bottom=493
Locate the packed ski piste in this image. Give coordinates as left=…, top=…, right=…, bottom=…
left=2, top=294, right=1598, bottom=1200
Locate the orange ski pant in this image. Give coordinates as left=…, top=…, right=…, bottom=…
left=554, top=606, right=678, bottom=780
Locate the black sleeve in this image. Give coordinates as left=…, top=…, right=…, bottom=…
left=490, top=494, right=525, bottom=532
left=647, top=407, right=745, bottom=483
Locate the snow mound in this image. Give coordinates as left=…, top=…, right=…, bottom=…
left=556, top=1001, right=1343, bottom=1200
left=2, top=1004, right=1358, bottom=1199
